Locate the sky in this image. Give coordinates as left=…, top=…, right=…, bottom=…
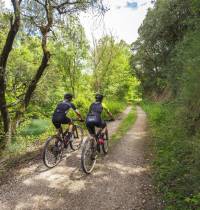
left=81, top=0, right=153, bottom=45
left=4, top=0, right=153, bottom=45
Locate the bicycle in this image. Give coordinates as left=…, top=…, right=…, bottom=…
left=43, top=119, right=84, bottom=168
left=81, top=119, right=113, bottom=174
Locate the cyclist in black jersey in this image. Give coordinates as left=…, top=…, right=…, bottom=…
left=52, top=93, right=83, bottom=135
left=86, top=94, right=114, bottom=135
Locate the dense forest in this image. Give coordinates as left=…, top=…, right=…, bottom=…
left=131, top=0, right=200, bottom=209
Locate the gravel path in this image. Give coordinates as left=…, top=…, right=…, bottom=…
left=0, top=106, right=161, bottom=210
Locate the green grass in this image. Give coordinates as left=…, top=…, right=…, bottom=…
left=20, top=119, right=50, bottom=136
left=104, top=100, right=127, bottom=117
left=142, top=101, right=200, bottom=210
left=110, top=106, right=136, bottom=146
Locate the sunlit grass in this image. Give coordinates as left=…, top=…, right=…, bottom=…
left=110, top=106, right=136, bottom=146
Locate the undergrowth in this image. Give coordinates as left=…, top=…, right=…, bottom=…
left=142, top=101, right=200, bottom=210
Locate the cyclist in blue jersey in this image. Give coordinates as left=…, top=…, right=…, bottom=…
left=52, top=93, right=83, bottom=136
left=86, top=93, right=114, bottom=136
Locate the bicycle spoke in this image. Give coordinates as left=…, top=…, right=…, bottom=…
left=81, top=138, right=96, bottom=174
left=43, top=136, right=63, bottom=168
left=70, top=125, right=83, bottom=151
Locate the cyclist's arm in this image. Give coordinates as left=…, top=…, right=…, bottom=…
left=102, top=103, right=114, bottom=120
left=71, top=103, right=83, bottom=121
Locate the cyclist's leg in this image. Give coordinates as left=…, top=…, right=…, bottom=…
left=98, top=120, right=108, bottom=139
left=86, top=121, right=95, bottom=136
left=61, top=117, right=72, bottom=137
left=86, top=121, right=98, bottom=159
left=52, top=118, right=62, bottom=136
left=99, top=120, right=107, bottom=132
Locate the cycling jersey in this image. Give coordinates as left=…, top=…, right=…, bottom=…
left=53, top=100, right=76, bottom=116
left=88, top=102, right=109, bottom=116
left=86, top=101, right=108, bottom=135
left=52, top=100, right=77, bottom=129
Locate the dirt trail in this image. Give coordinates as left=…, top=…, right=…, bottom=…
left=0, top=106, right=161, bottom=210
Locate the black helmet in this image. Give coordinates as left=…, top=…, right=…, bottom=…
left=64, top=93, right=73, bottom=100
left=95, top=93, right=104, bottom=102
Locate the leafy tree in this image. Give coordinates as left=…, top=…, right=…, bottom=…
left=91, top=36, right=140, bottom=101
left=131, top=0, right=192, bottom=98
left=0, top=0, right=105, bottom=149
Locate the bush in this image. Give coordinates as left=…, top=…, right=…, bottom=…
left=142, top=101, right=200, bottom=210
left=20, top=119, right=50, bottom=136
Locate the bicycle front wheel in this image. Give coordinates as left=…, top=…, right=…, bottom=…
left=102, top=130, right=109, bottom=154
left=43, top=136, right=63, bottom=168
left=81, top=137, right=96, bottom=174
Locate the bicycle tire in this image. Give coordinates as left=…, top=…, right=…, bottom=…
left=43, top=136, right=63, bottom=168
left=70, top=125, right=84, bottom=151
left=81, top=137, right=96, bottom=174
left=102, top=130, right=109, bottom=154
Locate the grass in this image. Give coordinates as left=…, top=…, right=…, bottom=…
left=142, top=101, right=200, bottom=210
left=20, top=119, right=50, bottom=136
left=110, top=106, right=136, bottom=146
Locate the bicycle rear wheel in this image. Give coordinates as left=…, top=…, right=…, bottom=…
left=81, top=137, right=96, bottom=174
left=70, top=125, right=84, bottom=151
left=43, top=136, right=63, bottom=168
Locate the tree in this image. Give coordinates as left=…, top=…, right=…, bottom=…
left=0, top=0, right=105, bottom=149
left=0, top=0, right=22, bottom=146
left=54, top=16, right=89, bottom=96
left=131, top=0, right=192, bottom=98
left=91, top=36, right=139, bottom=100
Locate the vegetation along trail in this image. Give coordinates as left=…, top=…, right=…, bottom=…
left=0, top=106, right=161, bottom=210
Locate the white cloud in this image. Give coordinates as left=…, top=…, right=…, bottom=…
left=81, top=0, right=153, bottom=45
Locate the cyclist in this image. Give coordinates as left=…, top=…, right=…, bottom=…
left=52, top=93, right=83, bottom=138
left=86, top=93, right=114, bottom=137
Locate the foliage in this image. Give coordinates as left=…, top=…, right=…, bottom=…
left=20, top=119, right=50, bottom=136
left=131, top=0, right=195, bottom=98
left=132, top=1, right=200, bottom=208
left=142, top=101, right=200, bottom=210
left=91, top=36, right=140, bottom=100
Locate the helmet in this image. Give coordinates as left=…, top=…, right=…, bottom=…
left=95, top=93, right=104, bottom=102
left=64, top=93, right=73, bottom=100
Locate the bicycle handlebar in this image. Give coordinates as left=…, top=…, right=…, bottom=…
left=71, top=118, right=114, bottom=123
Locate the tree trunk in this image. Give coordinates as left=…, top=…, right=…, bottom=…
left=24, top=51, right=51, bottom=109
left=0, top=0, right=21, bottom=148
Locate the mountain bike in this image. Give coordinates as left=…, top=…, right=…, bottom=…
left=81, top=120, right=113, bottom=174
left=43, top=119, right=84, bottom=168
